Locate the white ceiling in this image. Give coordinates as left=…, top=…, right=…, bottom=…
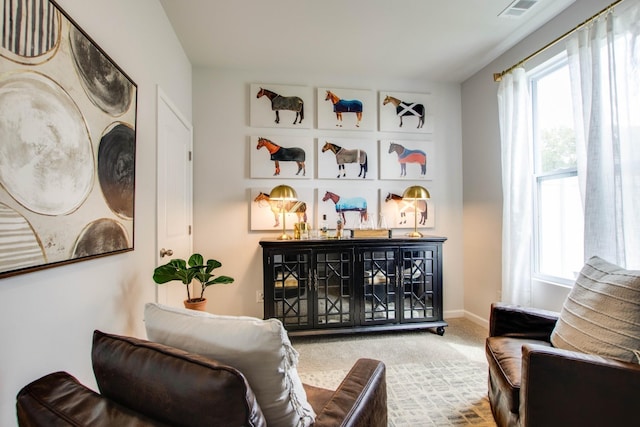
left=159, top=0, right=575, bottom=83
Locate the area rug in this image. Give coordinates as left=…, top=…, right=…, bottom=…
left=299, top=360, right=495, bottom=426
left=293, top=318, right=497, bottom=426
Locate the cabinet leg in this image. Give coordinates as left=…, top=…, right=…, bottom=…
left=436, top=326, right=445, bottom=336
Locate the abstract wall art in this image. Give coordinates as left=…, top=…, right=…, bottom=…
left=0, top=0, right=137, bottom=278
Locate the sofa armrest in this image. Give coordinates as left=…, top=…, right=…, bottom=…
left=521, top=343, right=640, bottom=427
left=16, top=371, right=165, bottom=427
left=489, top=302, right=559, bottom=340
left=313, top=358, right=387, bottom=427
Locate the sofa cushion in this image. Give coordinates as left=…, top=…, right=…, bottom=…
left=144, top=303, right=315, bottom=427
left=92, top=330, right=266, bottom=427
left=485, top=336, right=551, bottom=414
left=550, top=256, right=640, bottom=363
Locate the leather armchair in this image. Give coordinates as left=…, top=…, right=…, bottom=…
left=486, top=302, right=640, bottom=427
left=17, top=330, right=387, bottom=427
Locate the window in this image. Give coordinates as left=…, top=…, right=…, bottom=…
left=529, top=55, right=584, bottom=284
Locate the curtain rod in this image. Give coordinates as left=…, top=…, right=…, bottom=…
left=493, top=0, right=625, bottom=82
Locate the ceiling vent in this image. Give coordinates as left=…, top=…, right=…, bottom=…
left=499, top=0, right=539, bottom=18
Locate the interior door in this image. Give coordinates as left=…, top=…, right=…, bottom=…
left=156, top=86, right=193, bottom=306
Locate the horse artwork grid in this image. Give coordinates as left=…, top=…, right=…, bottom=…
left=388, top=142, right=427, bottom=176
left=256, top=137, right=306, bottom=176
left=321, top=142, right=368, bottom=179
left=325, top=90, right=363, bottom=128
left=382, top=95, right=425, bottom=129
left=322, top=191, right=368, bottom=226
left=254, top=192, right=307, bottom=227
left=256, top=87, right=304, bottom=125
left=385, top=193, right=427, bottom=226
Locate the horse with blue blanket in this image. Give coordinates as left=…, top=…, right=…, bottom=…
left=256, top=137, right=306, bottom=176
left=325, top=90, right=363, bottom=127
left=322, top=191, right=368, bottom=225
left=256, top=87, right=304, bottom=125
left=321, top=141, right=368, bottom=179
left=388, top=142, right=426, bottom=176
left=383, top=95, right=425, bottom=129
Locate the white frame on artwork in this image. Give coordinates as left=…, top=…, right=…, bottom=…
left=379, top=139, right=435, bottom=181
left=250, top=83, right=313, bottom=129
left=317, top=137, right=378, bottom=180
left=250, top=136, right=314, bottom=179
left=379, top=91, right=434, bottom=134
left=317, top=87, right=376, bottom=131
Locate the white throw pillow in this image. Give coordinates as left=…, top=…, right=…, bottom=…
left=144, top=303, right=315, bottom=427
left=550, top=256, right=640, bottom=363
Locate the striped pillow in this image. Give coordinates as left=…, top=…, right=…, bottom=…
left=550, top=256, right=640, bottom=363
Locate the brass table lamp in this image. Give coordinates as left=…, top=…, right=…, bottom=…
left=402, top=185, right=430, bottom=238
left=269, top=184, right=298, bottom=240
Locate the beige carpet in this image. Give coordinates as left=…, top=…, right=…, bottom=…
left=292, top=318, right=497, bottom=426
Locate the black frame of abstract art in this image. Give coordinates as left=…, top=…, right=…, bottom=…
left=0, top=0, right=137, bottom=278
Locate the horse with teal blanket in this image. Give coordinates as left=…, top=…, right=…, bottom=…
left=322, top=191, right=368, bottom=225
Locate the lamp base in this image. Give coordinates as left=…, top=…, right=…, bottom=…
left=277, top=234, right=293, bottom=240
left=407, top=231, right=423, bottom=238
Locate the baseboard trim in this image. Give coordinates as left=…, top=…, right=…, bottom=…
left=444, top=309, right=489, bottom=330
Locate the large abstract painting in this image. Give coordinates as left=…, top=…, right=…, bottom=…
left=0, top=0, right=137, bottom=278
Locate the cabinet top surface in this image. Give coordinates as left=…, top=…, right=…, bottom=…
left=259, top=235, right=447, bottom=247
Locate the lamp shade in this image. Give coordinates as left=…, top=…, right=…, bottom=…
left=269, top=184, right=297, bottom=201
left=402, top=185, right=430, bottom=200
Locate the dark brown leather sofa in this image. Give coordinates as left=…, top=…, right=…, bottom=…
left=486, top=302, right=640, bottom=427
left=16, top=330, right=387, bottom=427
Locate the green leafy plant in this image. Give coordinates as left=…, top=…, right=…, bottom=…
left=153, top=253, right=234, bottom=302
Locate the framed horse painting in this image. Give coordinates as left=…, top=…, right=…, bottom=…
left=0, top=0, right=137, bottom=278
left=250, top=136, right=314, bottom=179
left=378, top=186, right=435, bottom=231
left=250, top=83, right=312, bottom=129
left=317, top=186, right=378, bottom=232
left=379, top=140, right=435, bottom=181
left=317, top=137, right=378, bottom=180
left=317, top=87, right=376, bottom=131
left=250, top=187, right=314, bottom=231
left=379, top=91, right=434, bottom=134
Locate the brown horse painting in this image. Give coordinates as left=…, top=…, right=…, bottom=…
left=321, top=141, right=368, bottom=178
left=256, top=137, right=306, bottom=176
left=254, top=192, right=307, bottom=227
left=325, top=90, right=363, bottom=127
left=385, top=193, right=427, bottom=225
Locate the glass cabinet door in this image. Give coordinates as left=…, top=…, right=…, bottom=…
left=361, top=248, right=398, bottom=324
left=314, top=250, right=354, bottom=328
left=269, top=251, right=311, bottom=329
left=400, top=247, right=437, bottom=322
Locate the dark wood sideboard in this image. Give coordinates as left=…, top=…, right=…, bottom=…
left=259, top=236, right=447, bottom=337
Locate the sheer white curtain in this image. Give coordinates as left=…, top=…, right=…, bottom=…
left=498, top=68, right=533, bottom=305
left=567, top=2, right=640, bottom=269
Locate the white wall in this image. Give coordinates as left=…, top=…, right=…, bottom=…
left=461, top=0, right=613, bottom=323
left=0, top=1, right=191, bottom=424
left=191, top=69, right=466, bottom=320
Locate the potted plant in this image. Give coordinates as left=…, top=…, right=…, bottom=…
left=153, top=253, right=234, bottom=311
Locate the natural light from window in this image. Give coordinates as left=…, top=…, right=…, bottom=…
left=531, top=58, right=584, bottom=283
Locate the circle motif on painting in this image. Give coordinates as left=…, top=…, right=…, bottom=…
left=0, top=71, right=94, bottom=216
